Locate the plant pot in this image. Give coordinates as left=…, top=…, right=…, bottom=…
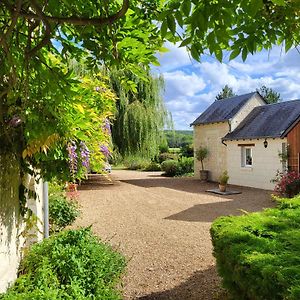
left=219, top=184, right=226, bottom=192
left=200, top=170, right=209, bottom=181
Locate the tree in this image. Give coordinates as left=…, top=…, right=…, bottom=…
left=216, top=85, right=236, bottom=100
left=109, top=69, right=171, bottom=159
left=257, top=85, right=281, bottom=104
left=159, top=0, right=300, bottom=62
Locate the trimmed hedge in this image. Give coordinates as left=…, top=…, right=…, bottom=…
left=0, top=228, right=126, bottom=300
left=210, top=195, right=300, bottom=300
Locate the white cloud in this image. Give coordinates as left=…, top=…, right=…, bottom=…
left=163, top=70, right=206, bottom=97
left=155, top=46, right=300, bottom=130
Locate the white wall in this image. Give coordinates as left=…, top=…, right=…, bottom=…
left=226, top=138, right=287, bottom=190
left=230, top=94, right=266, bottom=131
left=194, top=122, right=229, bottom=181
left=0, top=155, right=44, bottom=292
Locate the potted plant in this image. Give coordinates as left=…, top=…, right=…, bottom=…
left=196, top=146, right=209, bottom=181
left=219, top=170, right=229, bottom=192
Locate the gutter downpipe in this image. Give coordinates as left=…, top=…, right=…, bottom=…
left=43, top=181, right=49, bottom=238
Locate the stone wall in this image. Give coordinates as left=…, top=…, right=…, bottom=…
left=194, top=122, right=229, bottom=181
left=226, top=138, right=286, bottom=190
left=0, top=154, right=44, bottom=292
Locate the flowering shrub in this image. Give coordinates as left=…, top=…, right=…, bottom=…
left=273, top=171, right=300, bottom=198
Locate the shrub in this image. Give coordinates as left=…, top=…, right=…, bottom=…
left=0, top=228, right=126, bottom=300
left=273, top=171, right=300, bottom=198
left=123, top=156, right=149, bottom=170
left=158, top=152, right=178, bottom=164
left=178, top=157, right=194, bottom=174
left=195, top=146, right=209, bottom=170
left=143, top=161, right=161, bottom=171
left=180, top=144, right=194, bottom=157
left=161, top=160, right=179, bottom=176
left=211, top=194, right=300, bottom=300
left=49, top=193, right=80, bottom=233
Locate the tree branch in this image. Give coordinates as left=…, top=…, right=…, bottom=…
left=26, top=0, right=51, bottom=57
left=0, top=0, right=23, bottom=47
left=19, top=0, right=129, bottom=26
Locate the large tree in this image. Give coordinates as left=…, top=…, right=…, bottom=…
left=109, top=69, right=171, bottom=159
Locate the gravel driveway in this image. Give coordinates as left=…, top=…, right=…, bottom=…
left=74, top=170, right=274, bottom=300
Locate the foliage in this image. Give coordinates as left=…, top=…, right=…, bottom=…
left=178, top=157, right=194, bottom=175
left=219, top=171, right=229, bottom=185
left=161, top=160, right=179, bottom=177
left=273, top=171, right=300, bottom=198
left=49, top=193, right=80, bottom=233
left=165, top=130, right=193, bottom=148
left=210, top=194, right=300, bottom=300
left=161, top=157, right=193, bottom=177
left=215, top=85, right=236, bottom=100
left=159, top=143, right=169, bottom=154
left=0, top=228, right=126, bottom=300
left=257, top=85, right=281, bottom=104
left=110, top=69, right=171, bottom=159
left=123, top=156, right=149, bottom=170
left=160, top=0, right=300, bottom=62
left=143, top=161, right=162, bottom=172
left=196, top=146, right=209, bottom=171
left=158, top=152, right=178, bottom=164
left=180, top=144, right=194, bottom=158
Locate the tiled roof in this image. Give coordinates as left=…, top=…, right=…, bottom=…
left=223, top=100, right=300, bottom=140
left=191, top=92, right=259, bottom=126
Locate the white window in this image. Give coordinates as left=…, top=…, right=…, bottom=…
left=241, top=147, right=253, bottom=167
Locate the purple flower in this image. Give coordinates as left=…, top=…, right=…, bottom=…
left=100, top=145, right=110, bottom=158
left=67, top=142, right=78, bottom=176
left=103, top=118, right=111, bottom=134
left=9, top=115, right=22, bottom=127
left=80, top=141, right=90, bottom=168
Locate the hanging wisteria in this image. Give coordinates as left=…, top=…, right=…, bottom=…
left=80, top=141, right=90, bottom=169
left=67, top=142, right=78, bottom=179
left=100, top=144, right=111, bottom=158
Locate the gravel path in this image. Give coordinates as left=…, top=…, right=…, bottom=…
left=74, top=170, right=274, bottom=300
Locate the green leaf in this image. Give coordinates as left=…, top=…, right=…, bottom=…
left=271, top=0, right=286, bottom=5
left=215, top=49, right=223, bottom=62
left=161, top=20, right=168, bottom=38
left=167, top=14, right=176, bottom=34
left=229, top=48, right=241, bottom=60
left=190, top=44, right=200, bottom=61
left=181, top=0, right=191, bottom=16
left=242, top=47, right=248, bottom=61
left=180, top=37, right=193, bottom=47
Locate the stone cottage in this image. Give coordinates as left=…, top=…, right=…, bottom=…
left=191, top=92, right=300, bottom=190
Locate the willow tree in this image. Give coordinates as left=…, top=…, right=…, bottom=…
left=109, top=70, right=171, bottom=159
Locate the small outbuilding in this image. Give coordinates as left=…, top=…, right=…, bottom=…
left=191, top=93, right=300, bottom=190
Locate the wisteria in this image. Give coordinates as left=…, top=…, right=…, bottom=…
left=103, top=118, right=111, bottom=134
left=100, top=144, right=111, bottom=158
left=67, top=142, right=78, bottom=177
left=80, top=141, right=90, bottom=169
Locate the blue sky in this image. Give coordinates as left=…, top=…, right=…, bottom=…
left=153, top=42, right=300, bottom=130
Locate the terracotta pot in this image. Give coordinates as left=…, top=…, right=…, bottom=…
left=200, top=170, right=209, bottom=181
left=219, top=184, right=226, bottom=192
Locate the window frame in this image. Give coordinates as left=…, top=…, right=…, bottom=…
left=241, top=146, right=253, bottom=168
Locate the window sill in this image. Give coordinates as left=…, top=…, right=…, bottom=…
left=241, top=167, right=253, bottom=171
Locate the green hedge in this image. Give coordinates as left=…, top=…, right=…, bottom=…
left=210, top=195, right=300, bottom=300
left=0, top=228, right=126, bottom=300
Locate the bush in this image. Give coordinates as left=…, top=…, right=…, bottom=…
left=0, top=228, right=126, bottom=300
left=211, top=194, right=300, bottom=300
left=143, top=161, right=161, bottom=171
left=180, top=144, right=194, bottom=157
left=158, top=152, right=178, bottom=164
left=49, top=194, right=80, bottom=233
left=161, top=160, right=179, bottom=176
left=178, top=157, right=194, bottom=174
left=123, top=156, right=149, bottom=170
left=273, top=171, right=300, bottom=198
